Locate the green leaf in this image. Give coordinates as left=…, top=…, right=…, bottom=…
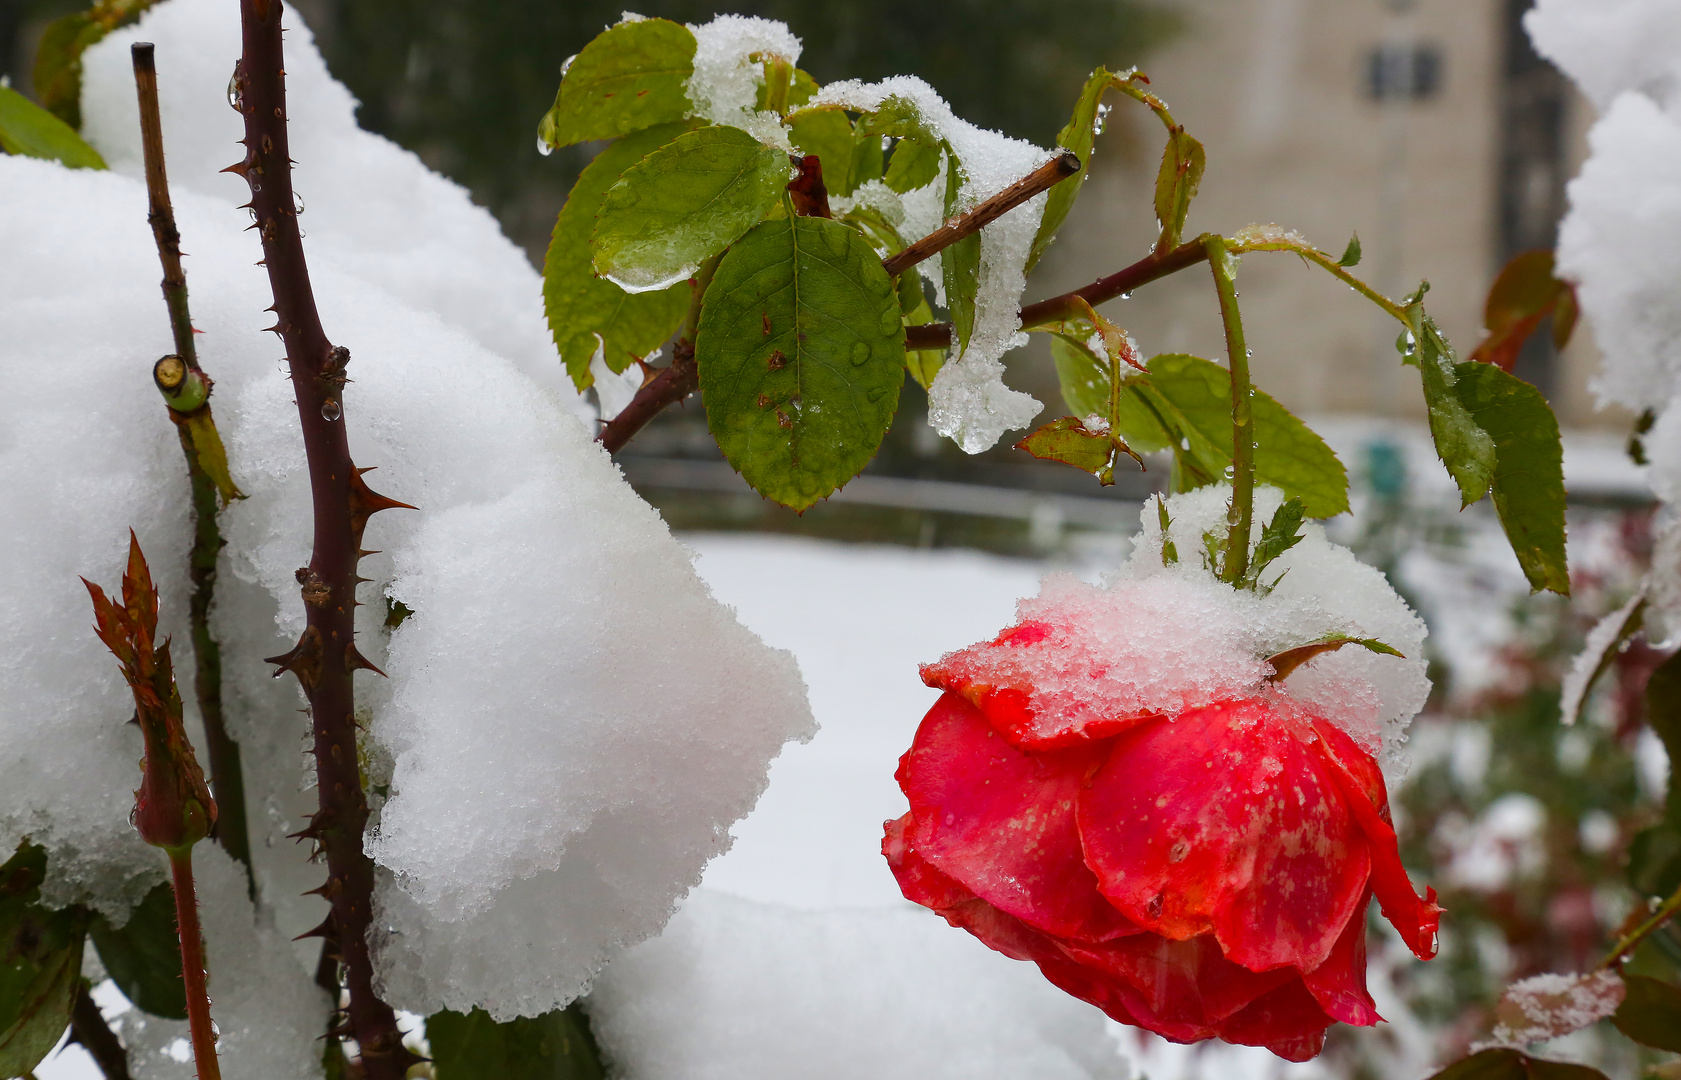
left=1338, top=234, right=1362, bottom=267
left=859, top=96, right=944, bottom=146
left=1049, top=334, right=1110, bottom=419
left=1152, top=127, right=1204, bottom=249
left=592, top=125, right=790, bottom=292
left=181, top=408, right=245, bottom=505
left=883, top=136, right=942, bottom=194
left=787, top=108, right=876, bottom=197
left=1424, top=1048, right=1608, bottom=1080
left=1029, top=67, right=1114, bottom=271
left=89, top=882, right=185, bottom=1019
left=428, top=1003, right=606, bottom=1080
left=1156, top=497, right=1178, bottom=564
left=1125, top=354, right=1349, bottom=518
left=1409, top=312, right=1497, bottom=508
left=896, top=268, right=945, bottom=390
left=0, top=844, right=87, bottom=1077
left=697, top=215, right=905, bottom=510
left=1611, top=975, right=1681, bottom=1051
left=538, top=18, right=695, bottom=149
left=941, top=160, right=981, bottom=355
left=756, top=67, right=819, bottom=113
left=1452, top=360, right=1569, bottom=594
left=1628, top=822, right=1681, bottom=898
left=1242, top=497, right=1305, bottom=590
left=0, top=86, right=106, bottom=169
left=545, top=121, right=698, bottom=390
left=32, top=0, right=158, bottom=130
left=1015, top=416, right=1137, bottom=483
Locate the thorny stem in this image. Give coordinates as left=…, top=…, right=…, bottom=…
left=1203, top=233, right=1254, bottom=585
left=169, top=850, right=222, bottom=1080
left=881, top=152, right=1080, bottom=278
left=131, top=42, right=254, bottom=890
left=69, top=981, right=131, bottom=1080
left=233, top=2, right=414, bottom=1075
left=1599, top=879, right=1681, bottom=971
left=1227, top=234, right=1410, bottom=324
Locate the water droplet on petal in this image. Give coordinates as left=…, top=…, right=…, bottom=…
left=321, top=398, right=342, bottom=422
left=943, top=812, right=956, bottom=826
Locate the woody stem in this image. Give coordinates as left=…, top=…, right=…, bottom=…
left=169, top=849, right=221, bottom=1080
left=131, top=41, right=253, bottom=892
left=235, top=1, right=407, bottom=1073
left=1203, top=233, right=1254, bottom=584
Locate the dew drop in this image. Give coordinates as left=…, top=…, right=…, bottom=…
left=1223, top=465, right=1235, bottom=479
left=943, top=812, right=956, bottom=826
left=1146, top=893, right=1164, bottom=918
left=1169, top=841, right=1189, bottom=863
left=293, top=194, right=306, bottom=215
left=226, top=70, right=244, bottom=112
left=1119, top=291, right=1132, bottom=300
left=867, top=385, right=890, bottom=402
left=850, top=341, right=870, bottom=366
left=537, top=136, right=553, bottom=158
left=560, top=53, right=578, bottom=78
left=320, top=398, right=342, bottom=422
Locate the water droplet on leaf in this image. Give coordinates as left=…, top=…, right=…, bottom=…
left=537, top=136, right=553, bottom=158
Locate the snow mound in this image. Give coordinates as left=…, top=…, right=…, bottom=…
left=814, top=75, right=1048, bottom=452
left=927, top=487, right=1429, bottom=779
left=3, top=0, right=813, bottom=1022
left=590, top=889, right=1128, bottom=1080
left=1527, top=0, right=1681, bottom=112
left=686, top=15, right=800, bottom=150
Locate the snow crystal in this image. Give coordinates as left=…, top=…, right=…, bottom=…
left=4, top=0, right=813, bottom=1024
left=927, top=486, right=1428, bottom=778
left=813, top=76, right=1051, bottom=451
left=118, top=847, right=328, bottom=1080
left=1559, top=592, right=1643, bottom=724
left=927, top=353, right=1043, bottom=454
left=686, top=15, right=799, bottom=150
left=590, top=889, right=1128, bottom=1080
left=1487, top=970, right=1625, bottom=1047
left=1527, top=0, right=1681, bottom=112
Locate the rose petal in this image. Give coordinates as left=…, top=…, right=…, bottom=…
left=1077, top=700, right=1371, bottom=973
left=1300, top=891, right=1381, bottom=1027
left=1309, top=717, right=1442, bottom=961
left=899, top=693, right=1137, bottom=943
left=1217, top=979, right=1334, bottom=1062
left=1064, top=931, right=1295, bottom=1034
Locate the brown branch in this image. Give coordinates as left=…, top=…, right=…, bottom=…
left=68, top=981, right=131, bottom=1080
left=904, top=237, right=1209, bottom=351
left=599, top=341, right=698, bottom=454
left=131, top=42, right=254, bottom=893
left=168, top=851, right=222, bottom=1080
left=881, top=151, right=1080, bottom=278
left=232, top=4, right=415, bottom=1076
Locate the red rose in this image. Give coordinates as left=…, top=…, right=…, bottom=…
left=883, top=624, right=1441, bottom=1062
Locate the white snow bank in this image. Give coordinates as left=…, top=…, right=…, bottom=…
left=3, top=0, right=813, bottom=1025
left=590, top=890, right=1128, bottom=1080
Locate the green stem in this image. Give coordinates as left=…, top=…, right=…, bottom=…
left=132, top=43, right=253, bottom=892
left=1600, top=880, right=1681, bottom=971
left=1204, top=233, right=1253, bottom=585
left=1227, top=235, right=1409, bottom=324
left=168, top=849, right=222, bottom=1080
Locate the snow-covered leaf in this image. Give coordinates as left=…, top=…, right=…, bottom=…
left=0, top=86, right=105, bottom=169
left=538, top=17, right=696, bottom=149
left=88, top=881, right=186, bottom=1019
left=544, top=121, right=697, bottom=390
left=1559, top=593, right=1645, bottom=725
left=592, top=125, right=790, bottom=293
left=882, top=135, right=941, bottom=194
left=427, top=1004, right=605, bottom=1080
left=1489, top=971, right=1625, bottom=1047
left=940, top=153, right=981, bottom=355
left=697, top=215, right=905, bottom=510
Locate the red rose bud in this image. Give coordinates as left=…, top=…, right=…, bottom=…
left=888, top=621, right=1439, bottom=1062
left=84, top=533, right=218, bottom=853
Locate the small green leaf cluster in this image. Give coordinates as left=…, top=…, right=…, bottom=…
left=426, top=1004, right=605, bottom=1079
left=539, top=18, right=1129, bottom=511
